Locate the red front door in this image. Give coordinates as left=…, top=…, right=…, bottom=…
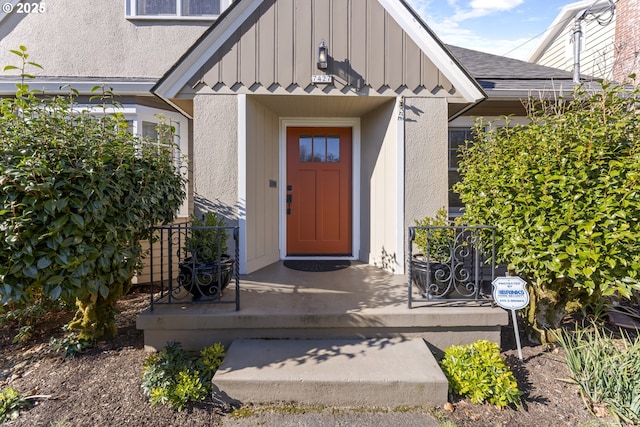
left=286, top=127, right=352, bottom=256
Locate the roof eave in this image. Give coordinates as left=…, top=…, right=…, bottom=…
left=393, top=0, right=486, bottom=103
left=155, top=0, right=487, bottom=105
left=0, top=78, right=156, bottom=96
left=153, top=0, right=263, bottom=100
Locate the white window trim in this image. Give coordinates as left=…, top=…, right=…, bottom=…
left=74, top=104, right=190, bottom=218
left=125, top=0, right=233, bottom=21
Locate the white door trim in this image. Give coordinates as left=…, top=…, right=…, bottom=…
left=279, top=118, right=361, bottom=260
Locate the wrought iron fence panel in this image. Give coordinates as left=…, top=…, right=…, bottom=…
left=408, top=225, right=497, bottom=308
left=147, top=223, right=240, bottom=311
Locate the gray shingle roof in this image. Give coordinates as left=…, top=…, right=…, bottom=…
left=445, top=45, right=593, bottom=97
left=446, top=45, right=575, bottom=80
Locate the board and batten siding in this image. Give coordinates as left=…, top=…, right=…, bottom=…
left=245, top=97, right=280, bottom=272
left=191, top=0, right=455, bottom=96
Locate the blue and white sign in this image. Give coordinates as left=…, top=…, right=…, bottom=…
left=492, top=276, right=529, bottom=310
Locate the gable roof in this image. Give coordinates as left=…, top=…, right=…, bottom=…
left=153, top=0, right=485, bottom=115
left=447, top=45, right=579, bottom=97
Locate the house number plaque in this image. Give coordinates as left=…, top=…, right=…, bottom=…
left=312, top=75, right=333, bottom=84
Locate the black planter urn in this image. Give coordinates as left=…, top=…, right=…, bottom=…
left=178, top=255, right=234, bottom=300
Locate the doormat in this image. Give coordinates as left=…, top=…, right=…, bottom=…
left=283, top=260, right=351, bottom=272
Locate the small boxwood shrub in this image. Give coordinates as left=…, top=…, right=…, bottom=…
left=141, top=341, right=226, bottom=411
left=440, top=340, right=521, bottom=407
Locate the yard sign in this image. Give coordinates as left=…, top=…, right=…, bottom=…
left=492, top=276, right=529, bottom=361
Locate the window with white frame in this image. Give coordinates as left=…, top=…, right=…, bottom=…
left=448, top=128, right=475, bottom=216
left=126, top=0, right=233, bottom=19
left=123, top=106, right=189, bottom=218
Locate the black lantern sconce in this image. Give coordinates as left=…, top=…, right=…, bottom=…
left=317, top=40, right=328, bottom=70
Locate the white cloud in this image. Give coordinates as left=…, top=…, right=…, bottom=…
left=469, top=0, right=524, bottom=13
left=406, top=0, right=533, bottom=59
left=453, top=0, right=525, bottom=21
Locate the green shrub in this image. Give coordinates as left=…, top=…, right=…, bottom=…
left=0, top=387, right=31, bottom=423
left=186, top=213, right=229, bottom=263
left=440, top=340, right=521, bottom=407
left=554, top=325, right=640, bottom=425
left=141, top=341, right=226, bottom=411
left=455, top=82, right=640, bottom=343
left=0, top=47, right=186, bottom=341
left=49, top=330, right=93, bottom=359
left=413, top=207, right=454, bottom=262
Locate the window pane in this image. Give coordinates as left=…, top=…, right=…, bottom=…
left=313, top=136, right=326, bottom=162
left=183, top=0, right=219, bottom=15
left=142, top=121, right=158, bottom=141
left=125, top=120, right=134, bottom=135
left=449, top=129, right=471, bottom=169
left=299, top=136, right=312, bottom=162
left=137, top=0, right=176, bottom=15
left=326, top=136, right=340, bottom=162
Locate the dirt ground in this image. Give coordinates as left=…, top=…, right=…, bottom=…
left=0, top=290, right=626, bottom=427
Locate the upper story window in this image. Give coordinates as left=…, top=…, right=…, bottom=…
left=126, top=0, right=233, bottom=20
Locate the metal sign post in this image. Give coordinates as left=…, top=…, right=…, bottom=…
left=492, top=276, right=530, bottom=361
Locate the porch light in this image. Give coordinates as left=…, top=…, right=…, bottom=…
left=317, top=40, right=328, bottom=70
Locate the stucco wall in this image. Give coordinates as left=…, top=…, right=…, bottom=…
left=0, top=0, right=210, bottom=78
left=404, top=97, right=448, bottom=227
left=245, top=97, right=280, bottom=272
left=361, top=99, right=400, bottom=272
left=193, top=94, right=239, bottom=224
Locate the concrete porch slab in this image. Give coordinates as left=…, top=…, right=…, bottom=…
left=212, top=338, right=448, bottom=407
left=137, top=261, right=508, bottom=352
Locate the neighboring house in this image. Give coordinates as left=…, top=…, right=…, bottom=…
left=612, top=0, right=640, bottom=81
left=528, top=0, right=639, bottom=82
left=0, top=0, right=578, bottom=276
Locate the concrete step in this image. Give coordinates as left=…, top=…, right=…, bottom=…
left=212, top=338, right=448, bottom=407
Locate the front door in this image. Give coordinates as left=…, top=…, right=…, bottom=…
left=286, top=127, right=352, bottom=256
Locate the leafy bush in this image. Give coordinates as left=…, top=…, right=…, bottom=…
left=186, top=212, right=229, bottom=263
left=1, top=292, right=71, bottom=344
left=141, top=342, right=226, bottom=411
left=49, top=330, right=93, bottom=360
left=455, top=82, right=640, bottom=343
left=440, top=340, right=521, bottom=407
left=0, top=47, right=186, bottom=340
left=554, top=325, right=640, bottom=425
left=0, top=387, right=31, bottom=423
left=413, top=207, right=454, bottom=262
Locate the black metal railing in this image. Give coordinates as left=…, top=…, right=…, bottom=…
left=407, top=225, right=498, bottom=308
left=146, top=223, right=240, bottom=311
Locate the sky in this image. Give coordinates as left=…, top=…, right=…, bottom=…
left=406, top=0, right=582, bottom=60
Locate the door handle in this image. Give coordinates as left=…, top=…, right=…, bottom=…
left=287, top=193, right=292, bottom=215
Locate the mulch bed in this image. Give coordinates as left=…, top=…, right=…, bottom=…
left=0, top=290, right=629, bottom=426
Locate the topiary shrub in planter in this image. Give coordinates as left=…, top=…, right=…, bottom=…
left=440, top=340, right=521, bottom=408
left=178, top=212, right=234, bottom=300
left=411, top=207, right=455, bottom=297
